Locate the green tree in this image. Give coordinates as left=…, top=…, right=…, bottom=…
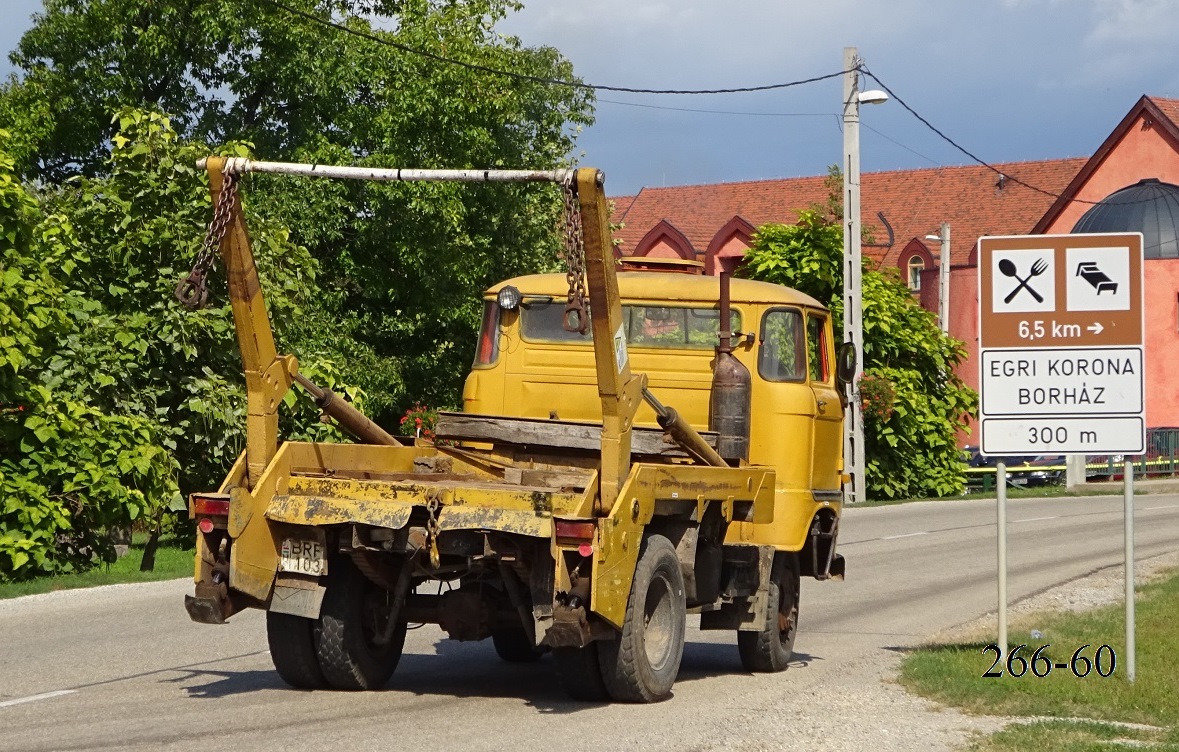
left=1, top=0, right=594, bottom=422
left=742, top=209, right=978, bottom=499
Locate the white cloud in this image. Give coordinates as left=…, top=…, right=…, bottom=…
left=1087, top=0, right=1179, bottom=44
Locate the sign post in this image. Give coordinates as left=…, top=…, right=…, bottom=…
left=978, top=232, right=1145, bottom=678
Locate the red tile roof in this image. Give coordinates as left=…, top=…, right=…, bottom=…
left=611, top=158, right=1088, bottom=268
left=1148, top=96, right=1179, bottom=124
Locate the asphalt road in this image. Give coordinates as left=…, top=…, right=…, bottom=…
left=2, top=493, right=1177, bottom=752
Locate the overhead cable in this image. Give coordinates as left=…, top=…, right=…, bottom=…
left=861, top=67, right=1162, bottom=208
left=258, top=0, right=847, bottom=95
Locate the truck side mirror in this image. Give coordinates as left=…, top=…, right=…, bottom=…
left=835, top=342, right=857, bottom=388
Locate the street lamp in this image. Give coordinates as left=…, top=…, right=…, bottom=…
left=842, top=47, right=887, bottom=505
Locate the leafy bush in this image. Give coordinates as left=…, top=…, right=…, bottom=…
left=1, top=136, right=179, bottom=579
left=0, top=113, right=360, bottom=580
left=741, top=208, right=977, bottom=499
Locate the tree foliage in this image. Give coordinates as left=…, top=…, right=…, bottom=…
left=741, top=209, right=978, bottom=499
left=1, top=0, right=593, bottom=423
left=0, top=0, right=593, bottom=578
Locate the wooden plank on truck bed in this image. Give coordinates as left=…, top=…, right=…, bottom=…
left=435, top=412, right=718, bottom=456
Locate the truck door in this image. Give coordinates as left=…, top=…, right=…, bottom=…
left=806, top=312, right=843, bottom=494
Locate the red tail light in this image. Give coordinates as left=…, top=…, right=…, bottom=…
left=555, top=519, right=595, bottom=543
left=191, top=494, right=230, bottom=517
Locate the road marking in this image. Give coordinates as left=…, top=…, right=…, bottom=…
left=881, top=531, right=928, bottom=540
left=1014, top=516, right=1059, bottom=523
left=1142, top=504, right=1179, bottom=511
left=0, top=690, right=77, bottom=709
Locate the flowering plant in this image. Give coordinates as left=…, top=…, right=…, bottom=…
left=857, top=373, right=897, bottom=423
left=398, top=403, right=439, bottom=441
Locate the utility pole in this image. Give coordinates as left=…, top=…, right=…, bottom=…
left=841, top=48, right=887, bottom=504
left=842, top=47, right=866, bottom=505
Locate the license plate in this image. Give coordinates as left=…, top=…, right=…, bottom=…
left=280, top=538, right=326, bottom=576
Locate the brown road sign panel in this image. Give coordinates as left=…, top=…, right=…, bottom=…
left=979, top=233, right=1143, bottom=349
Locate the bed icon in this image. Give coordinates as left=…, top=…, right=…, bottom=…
left=1076, top=262, right=1118, bottom=294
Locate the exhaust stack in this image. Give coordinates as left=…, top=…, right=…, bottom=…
left=709, top=271, right=751, bottom=462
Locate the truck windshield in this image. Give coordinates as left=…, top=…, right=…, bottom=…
left=519, top=301, right=740, bottom=350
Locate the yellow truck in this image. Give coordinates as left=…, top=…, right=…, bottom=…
left=181, top=158, right=852, bottom=702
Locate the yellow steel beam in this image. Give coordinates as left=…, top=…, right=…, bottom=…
left=575, top=168, right=645, bottom=515
left=205, top=157, right=291, bottom=488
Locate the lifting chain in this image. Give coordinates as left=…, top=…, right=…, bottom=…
left=174, top=170, right=239, bottom=310
left=424, top=492, right=443, bottom=570
left=560, top=178, right=589, bottom=334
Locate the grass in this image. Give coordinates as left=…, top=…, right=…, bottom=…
left=900, top=567, right=1179, bottom=750
left=0, top=533, right=194, bottom=600
left=856, top=484, right=1115, bottom=508
left=977, top=720, right=1177, bottom=752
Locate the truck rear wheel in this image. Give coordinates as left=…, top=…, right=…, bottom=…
left=316, top=556, right=407, bottom=690
left=553, top=643, right=609, bottom=701
left=598, top=535, right=686, bottom=702
left=737, top=554, right=800, bottom=673
left=267, top=611, right=327, bottom=689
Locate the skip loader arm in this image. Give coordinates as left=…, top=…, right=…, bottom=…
left=202, top=157, right=400, bottom=490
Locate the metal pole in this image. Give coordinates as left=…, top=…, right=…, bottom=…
left=1124, top=459, right=1136, bottom=682
left=842, top=46, right=866, bottom=505
left=196, top=157, right=574, bottom=184
left=937, top=222, right=951, bottom=333
left=997, top=460, right=1008, bottom=664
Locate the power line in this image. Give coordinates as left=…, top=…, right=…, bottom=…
left=860, top=67, right=1060, bottom=200
left=861, top=122, right=942, bottom=167
left=597, top=99, right=833, bottom=117
left=258, top=0, right=847, bottom=96
left=861, top=66, right=1156, bottom=208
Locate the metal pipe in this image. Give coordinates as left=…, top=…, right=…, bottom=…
left=291, top=372, right=404, bottom=446
left=718, top=270, right=732, bottom=354
left=1125, top=459, right=1136, bottom=682
left=197, top=157, right=573, bottom=184
left=997, top=460, right=1008, bottom=665
left=642, top=388, right=727, bottom=468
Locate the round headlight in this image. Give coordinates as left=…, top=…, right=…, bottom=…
left=497, top=285, right=522, bottom=311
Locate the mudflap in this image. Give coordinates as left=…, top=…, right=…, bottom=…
left=699, top=544, right=775, bottom=631
left=185, top=581, right=235, bottom=624
left=828, top=553, right=846, bottom=580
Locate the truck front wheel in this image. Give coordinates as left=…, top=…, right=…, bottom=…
left=316, top=556, right=407, bottom=690
left=598, top=535, right=686, bottom=702
left=737, top=554, right=800, bottom=673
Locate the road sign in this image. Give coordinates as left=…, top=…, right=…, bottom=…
left=978, top=233, right=1145, bottom=455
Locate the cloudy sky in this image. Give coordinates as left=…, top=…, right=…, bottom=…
left=4, top=0, right=1179, bottom=195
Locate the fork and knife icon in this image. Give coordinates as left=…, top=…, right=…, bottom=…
left=999, top=257, right=1048, bottom=303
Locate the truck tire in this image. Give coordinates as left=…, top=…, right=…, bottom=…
left=491, top=627, right=545, bottom=663
left=316, top=556, right=407, bottom=690
left=737, top=554, right=800, bottom=673
left=553, top=643, right=609, bottom=701
left=266, top=611, right=327, bottom=689
left=598, top=535, right=686, bottom=702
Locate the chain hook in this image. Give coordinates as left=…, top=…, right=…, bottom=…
left=560, top=178, right=589, bottom=334
left=175, top=169, right=239, bottom=310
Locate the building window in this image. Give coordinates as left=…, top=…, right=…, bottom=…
left=907, top=255, right=925, bottom=291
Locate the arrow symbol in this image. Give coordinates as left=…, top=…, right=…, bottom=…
left=1087, top=322, right=1104, bottom=335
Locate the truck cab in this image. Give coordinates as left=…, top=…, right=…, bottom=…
left=464, top=269, right=845, bottom=569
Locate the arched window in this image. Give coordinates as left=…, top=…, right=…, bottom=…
left=907, top=255, right=925, bottom=291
